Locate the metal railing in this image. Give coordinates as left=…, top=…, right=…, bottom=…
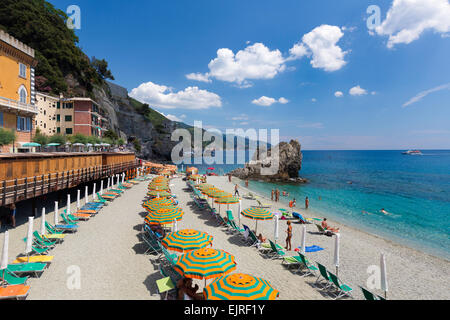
left=0, top=96, right=38, bottom=114
left=0, top=160, right=141, bottom=206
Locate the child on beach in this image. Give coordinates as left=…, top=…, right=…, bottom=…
left=285, top=221, right=292, bottom=251
left=234, top=184, right=240, bottom=197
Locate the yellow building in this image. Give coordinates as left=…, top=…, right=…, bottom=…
left=0, top=30, right=38, bottom=153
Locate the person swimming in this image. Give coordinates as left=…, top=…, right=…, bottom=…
left=380, top=208, right=390, bottom=215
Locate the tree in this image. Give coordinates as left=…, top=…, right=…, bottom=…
left=33, top=128, right=48, bottom=146
left=103, top=129, right=118, bottom=141
left=48, top=134, right=66, bottom=145
left=69, top=133, right=88, bottom=144
left=0, top=128, right=16, bottom=146
left=117, top=138, right=125, bottom=146
left=91, top=57, right=115, bottom=80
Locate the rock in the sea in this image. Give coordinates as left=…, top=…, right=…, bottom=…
left=229, top=139, right=307, bottom=183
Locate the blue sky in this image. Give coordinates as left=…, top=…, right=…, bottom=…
left=52, top=0, right=450, bottom=150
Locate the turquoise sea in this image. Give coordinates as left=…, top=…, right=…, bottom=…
left=179, top=150, right=450, bottom=260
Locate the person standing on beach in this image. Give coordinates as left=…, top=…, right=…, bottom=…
left=285, top=221, right=292, bottom=251
left=245, top=179, right=249, bottom=188
left=9, top=203, right=16, bottom=228
left=305, top=197, right=309, bottom=210
left=234, top=184, right=240, bottom=197
left=228, top=174, right=231, bottom=183
left=271, top=189, right=274, bottom=201
left=276, top=189, right=280, bottom=202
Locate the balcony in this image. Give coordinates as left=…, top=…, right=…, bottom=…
left=0, top=95, right=38, bottom=115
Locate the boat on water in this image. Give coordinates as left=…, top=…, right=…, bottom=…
left=402, top=150, right=423, bottom=155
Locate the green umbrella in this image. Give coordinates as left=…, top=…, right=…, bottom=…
left=46, top=143, right=60, bottom=147
left=22, top=142, right=41, bottom=147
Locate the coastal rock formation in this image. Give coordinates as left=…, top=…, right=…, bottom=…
left=93, top=84, right=178, bottom=161
left=229, top=139, right=307, bottom=183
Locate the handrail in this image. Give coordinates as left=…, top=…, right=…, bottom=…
left=0, top=160, right=141, bottom=206
left=0, top=95, right=38, bottom=114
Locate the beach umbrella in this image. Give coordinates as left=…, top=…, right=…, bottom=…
left=147, top=190, right=172, bottom=198
left=143, top=198, right=173, bottom=206
left=380, top=253, right=388, bottom=299
left=40, top=207, right=46, bottom=235
left=1, top=231, right=9, bottom=278
left=100, top=180, right=104, bottom=195
left=22, top=142, right=41, bottom=147
left=334, top=234, right=340, bottom=276
left=162, top=229, right=213, bottom=253
left=274, top=215, right=279, bottom=244
left=46, top=143, right=60, bottom=147
left=173, top=247, right=237, bottom=286
left=204, top=273, right=279, bottom=300
left=77, top=190, right=81, bottom=209
left=148, top=185, right=170, bottom=191
left=107, top=177, right=110, bottom=190
left=85, top=186, right=89, bottom=205
left=145, top=207, right=184, bottom=225
left=215, top=196, right=240, bottom=214
left=122, top=173, right=125, bottom=184
left=241, top=208, right=273, bottom=234
left=67, top=194, right=71, bottom=215
left=93, top=183, right=97, bottom=200
left=54, top=201, right=59, bottom=225
left=300, top=225, right=307, bottom=255
left=25, top=217, right=34, bottom=258
left=144, top=204, right=178, bottom=214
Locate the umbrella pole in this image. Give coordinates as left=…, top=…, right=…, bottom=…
left=255, top=220, right=258, bottom=235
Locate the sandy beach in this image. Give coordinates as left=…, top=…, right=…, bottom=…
left=2, top=175, right=449, bottom=300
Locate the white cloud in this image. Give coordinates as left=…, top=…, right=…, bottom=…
left=349, top=85, right=368, bottom=96
left=252, top=96, right=277, bottom=107
left=191, top=43, right=286, bottom=87
left=402, top=83, right=450, bottom=107
left=185, top=72, right=211, bottom=83
left=298, top=122, right=324, bottom=129
left=129, top=81, right=222, bottom=110
left=278, top=97, right=289, bottom=104
left=335, top=91, right=344, bottom=97
left=311, top=98, right=317, bottom=102
left=290, top=25, right=347, bottom=71
left=252, top=96, right=289, bottom=107
left=231, top=114, right=249, bottom=121
left=375, top=0, right=450, bottom=48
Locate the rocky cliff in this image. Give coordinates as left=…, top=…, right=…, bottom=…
left=229, top=139, right=307, bottom=183
left=93, top=83, right=178, bottom=162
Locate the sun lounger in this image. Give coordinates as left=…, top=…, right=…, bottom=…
left=328, top=272, right=353, bottom=299
left=33, top=231, right=57, bottom=247
left=292, top=212, right=310, bottom=224
left=243, top=192, right=257, bottom=200
left=0, top=269, right=28, bottom=285
left=0, top=285, right=30, bottom=300
left=360, top=286, right=379, bottom=300
left=315, top=224, right=335, bottom=236
left=252, top=199, right=272, bottom=208
left=315, top=262, right=333, bottom=290
left=97, top=193, right=114, bottom=201
left=156, top=276, right=176, bottom=300
left=268, top=240, right=286, bottom=259
left=282, top=256, right=302, bottom=269
left=12, top=255, right=54, bottom=264
left=46, top=222, right=78, bottom=233
left=7, top=262, right=47, bottom=277
left=295, top=253, right=318, bottom=277
left=246, top=228, right=260, bottom=247
left=61, top=213, right=78, bottom=225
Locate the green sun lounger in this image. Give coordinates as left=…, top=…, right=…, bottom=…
left=0, top=269, right=28, bottom=286
left=360, top=286, right=379, bottom=300
left=282, top=256, right=302, bottom=269
left=268, top=240, right=286, bottom=259
left=33, top=231, right=57, bottom=247
left=7, top=263, right=47, bottom=277
left=328, top=272, right=353, bottom=299
left=315, top=262, right=333, bottom=290
left=295, top=253, right=318, bottom=277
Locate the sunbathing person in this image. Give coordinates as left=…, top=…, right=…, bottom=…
left=257, top=233, right=266, bottom=243
left=321, top=218, right=340, bottom=233
left=150, top=223, right=166, bottom=238
left=177, top=277, right=204, bottom=300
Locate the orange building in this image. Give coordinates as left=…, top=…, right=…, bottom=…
left=0, top=30, right=38, bottom=153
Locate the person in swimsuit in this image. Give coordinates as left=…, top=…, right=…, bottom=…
left=321, top=218, right=340, bottom=233
left=285, top=221, right=292, bottom=251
